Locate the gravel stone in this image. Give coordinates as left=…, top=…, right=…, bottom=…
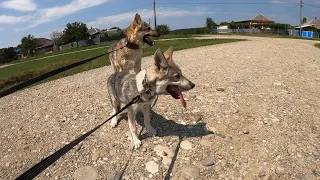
left=181, top=140, right=193, bottom=150
left=202, top=159, right=215, bottom=166
left=73, top=166, right=98, bottom=180
left=145, top=161, right=159, bottom=174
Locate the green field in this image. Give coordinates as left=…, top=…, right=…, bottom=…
left=0, top=38, right=245, bottom=91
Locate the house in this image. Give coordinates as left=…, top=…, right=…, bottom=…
left=233, top=13, right=275, bottom=29
left=35, top=38, right=54, bottom=55
left=88, top=27, right=101, bottom=39
left=296, top=17, right=320, bottom=31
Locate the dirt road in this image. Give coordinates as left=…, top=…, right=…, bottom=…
left=1, top=35, right=319, bottom=179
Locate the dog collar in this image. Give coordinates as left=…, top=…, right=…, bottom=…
left=125, top=37, right=140, bottom=49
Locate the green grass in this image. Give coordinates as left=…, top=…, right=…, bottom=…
left=0, top=38, right=245, bottom=91
left=315, top=43, right=320, bottom=48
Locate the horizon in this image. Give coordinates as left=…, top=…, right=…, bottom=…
left=0, top=0, right=319, bottom=48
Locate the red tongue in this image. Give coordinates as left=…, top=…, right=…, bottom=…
left=172, top=86, right=187, bottom=108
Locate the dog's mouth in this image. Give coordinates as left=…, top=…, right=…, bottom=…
left=143, top=34, right=154, bottom=46
left=166, top=85, right=187, bottom=108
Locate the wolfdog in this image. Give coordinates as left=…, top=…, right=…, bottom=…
left=108, top=13, right=160, bottom=74
left=107, top=47, right=195, bottom=149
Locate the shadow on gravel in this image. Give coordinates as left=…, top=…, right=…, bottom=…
left=114, top=111, right=213, bottom=180
left=137, top=111, right=213, bottom=180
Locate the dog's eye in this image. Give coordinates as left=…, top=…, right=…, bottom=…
left=175, top=74, right=181, bottom=79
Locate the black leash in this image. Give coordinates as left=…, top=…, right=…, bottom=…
left=16, top=95, right=140, bottom=180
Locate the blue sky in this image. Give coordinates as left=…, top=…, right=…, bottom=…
left=0, top=0, right=319, bottom=48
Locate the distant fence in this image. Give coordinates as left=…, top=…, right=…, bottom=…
left=60, top=35, right=124, bottom=51
left=212, top=29, right=320, bottom=38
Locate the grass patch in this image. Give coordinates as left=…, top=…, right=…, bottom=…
left=315, top=43, right=320, bottom=48
left=0, top=38, right=244, bottom=91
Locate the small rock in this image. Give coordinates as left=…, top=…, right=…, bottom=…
left=258, top=171, right=266, bottom=177
left=5, top=162, right=10, bottom=167
left=182, top=165, right=200, bottom=178
left=200, top=139, right=212, bottom=147
left=312, top=150, right=319, bottom=156
left=220, top=159, right=227, bottom=167
left=181, top=140, right=193, bottom=150
left=230, top=146, right=234, bottom=150
left=92, top=151, right=101, bottom=162
left=275, top=166, right=286, bottom=175
left=274, top=82, right=282, bottom=86
left=141, top=148, right=147, bottom=152
left=154, top=145, right=174, bottom=158
left=243, top=129, right=249, bottom=134
left=73, top=166, right=98, bottom=180
left=202, top=159, right=215, bottom=166
left=287, top=144, right=297, bottom=155
left=162, top=156, right=172, bottom=166
left=146, top=161, right=159, bottom=174
left=268, top=175, right=279, bottom=180
left=216, top=87, right=225, bottom=92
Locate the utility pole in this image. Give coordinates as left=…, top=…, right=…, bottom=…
left=154, top=0, right=157, bottom=29
left=149, top=18, right=151, bottom=25
left=300, top=0, right=303, bottom=37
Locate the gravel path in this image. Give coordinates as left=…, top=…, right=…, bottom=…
left=1, top=35, right=320, bottom=180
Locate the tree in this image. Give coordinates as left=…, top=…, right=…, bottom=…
left=50, top=30, right=63, bottom=51
left=0, top=47, right=16, bottom=63
left=109, top=27, right=121, bottom=31
left=156, top=24, right=170, bottom=35
left=62, top=22, right=89, bottom=47
left=205, top=17, right=217, bottom=33
left=302, top=17, right=307, bottom=24
left=220, top=21, right=229, bottom=25
left=20, top=34, right=39, bottom=57
left=206, top=17, right=217, bottom=29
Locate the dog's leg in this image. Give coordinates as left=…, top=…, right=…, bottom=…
left=142, top=104, right=157, bottom=136
left=134, top=58, right=142, bottom=74
left=127, top=107, right=141, bottom=149
left=110, top=98, right=120, bottom=128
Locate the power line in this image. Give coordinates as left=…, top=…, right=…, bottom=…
left=304, top=3, right=320, bottom=8
left=278, top=4, right=300, bottom=16
left=156, top=2, right=299, bottom=5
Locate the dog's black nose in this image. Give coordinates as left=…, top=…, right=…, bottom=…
left=191, top=83, right=195, bottom=89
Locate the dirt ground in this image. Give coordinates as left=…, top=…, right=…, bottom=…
left=0, top=35, right=319, bottom=180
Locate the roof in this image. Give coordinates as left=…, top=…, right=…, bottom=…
left=37, top=38, right=51, bottom=46
left=297, top=17, right=320, bottom=29
left=251, top=13, right=274, bottom=22
left=36, top=39, right=54, bottom=49
left=88, top=27, right=100, bottom=35
left=233, top=13, right=275, bottom=23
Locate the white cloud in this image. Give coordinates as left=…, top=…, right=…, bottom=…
left=0, top=0, right=37, bottom=12
left=87, top=7, right=215, bottom=28
left=0, top=14, right=33, bottom=24
left=12, top=0, right=109, bottom=30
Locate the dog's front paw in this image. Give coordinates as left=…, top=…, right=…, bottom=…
left=147, top=127, right=157, bottom=137
left=110, top=118, right=118, bottom=128
left=132, top=138, right=142, bottom=149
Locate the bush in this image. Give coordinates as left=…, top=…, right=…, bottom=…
left=0, top=47, right=16, bottom=64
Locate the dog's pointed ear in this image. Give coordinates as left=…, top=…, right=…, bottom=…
left=163, top=46, right=174, bottom=62
left=154, top=49, right=168, bottom=70
left=134, top=13, right=142, bottom=24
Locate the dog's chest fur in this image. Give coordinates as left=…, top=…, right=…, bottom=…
left=107, top=71, right=156, bottom=105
